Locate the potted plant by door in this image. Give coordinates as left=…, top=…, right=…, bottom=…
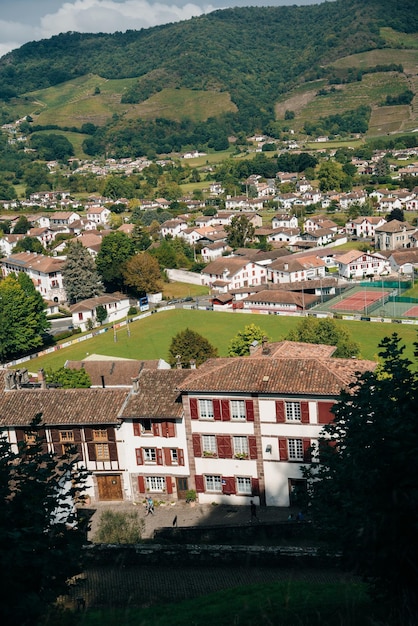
left=186, top=489, right=197, bottom=506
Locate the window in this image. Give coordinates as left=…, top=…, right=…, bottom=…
left=59, top=430, right=74, bottom=442
left=236, top=476, right=252, bottom=494
left=231, top=400, right=246, bottom=420
left=205, top=475, right=222, bottom=492
left=285, top=402, right=301, bottom=422
left=202, top=435, right=217, bottom=455
left=95, top=443, right=110, bottom=461
left=146, top=476, right=165, bottom=492
left=199, top=399, right=214, bottom=419
left=233, top=436, right=248, bottom=457
left=93, top=429, right=108, bottom=441
left=288, top=438, right=303, bottom=461
left=170, top=449, right=178, bottom=464
left=143, top=448, right=156, bottom=463
left=140, top=419, right=152, bottom=434
left=24, top=432, right=37, bottom=446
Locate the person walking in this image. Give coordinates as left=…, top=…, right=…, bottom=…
left=146, top=496, right=154, bottom=515
left=250, top=500, right=258, bottom=523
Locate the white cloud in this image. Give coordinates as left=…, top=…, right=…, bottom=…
left=40, top=0, right=214, bottom=37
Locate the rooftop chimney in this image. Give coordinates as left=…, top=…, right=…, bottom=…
left=38, top=368, right=46, bottom=390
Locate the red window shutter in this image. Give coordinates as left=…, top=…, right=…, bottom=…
left=165, top=421, right=175, bottom=437
left=163, top=448, right=172, bottom=466
left=16, top=429, right=25, bottom=443
left=133, top=422, right=141, bottom=436
left=108, top=442, right=118, bottom=461
left=248, top=435, right=258, bottom=459
left=51, top=429, right=60, bottom=443
left=135, top=448, right=143, bottom=465
left=251, top=477, right=260, bottom=496
left=278, top=438, right=288, bottom=461
left=84, top=427, right=93, bottom=442
left=138, top=476, right=146, bottom=494
left=303, top=438, right=311, bottom=463
left=213, top=399, right=221, bottom=420
left=275, top=400, right=285, bottom=423
left=318, top=401, right=335, bottom=424
left=156, top=448, right=163, bottom=465
left=107, top=427, right=116, bottom=442
left=178, top=448, right=184, bottom=466
left=245, top=400, right=254, bottom=421
left=152, top=423, right=160, bottom=436
left=301, top=401, right=310, bottom=424
left=221, top=399, right=230, bottom=421
left=190, top=398, right=199, bottom=419
left=222, top=476, right=236, bottom=495
left=217, top=435, right=232, bottom=459
left=195, top=475, right=204, bottom=492
left=166, top=476, right=173, bottom=494
left=192, top=434, right=202, bottom=457
left=87, top=442, right=96, bottom=461
left=73, top=429, right=82, bottom=456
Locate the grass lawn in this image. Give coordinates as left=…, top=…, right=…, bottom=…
left=28, top=309, right=417, bottom=372
left=76, top=580, right=376, bottom=626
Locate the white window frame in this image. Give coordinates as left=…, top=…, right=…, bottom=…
left=236, top=476, right=252, bottom=494
left=199, top=399, right=214, bottom=420
left=285, top=401, right=301, bottom=422
left=146, top=476, right=165, bottom=492
left=288, top=438, right=304, bottom=461
left=231, top=400, right=246, bottom=420
left=202, top=435, right=217, bottom=454
left=233, top=436, right=248, bottom=456
left=170, top=449, right=178, bottom=464
left=143, top=448, right=156, bottom=463
left=204, top=475, right=222, bottom=492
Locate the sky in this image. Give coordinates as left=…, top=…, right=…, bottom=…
left=0, top=0, right=329, bottom=58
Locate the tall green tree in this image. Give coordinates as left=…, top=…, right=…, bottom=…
left=228, top=323, right=268, bottom=356
left=0, top=414, right=89, bottom=625
left=225, top=215, right=255, bottom=249
left=168, top=328, right=218, bottom=368
left=0, top=274, right=50, bottom=362
left=62, top=241, right=103, bottom=304
left=303, top=334, right=418, bottom=622
left=122, top=252, right=163, bottom=296
left=286, top=317, right=359, bottom=358
left=96, top=231, right=135, bottom=292
left=45, top=366, right=91, bottom=388
left=13, top=215, right=31, bottom=234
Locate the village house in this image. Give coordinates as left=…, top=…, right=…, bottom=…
left=69, top=293, right=132, bottom=332
left=375, top=220, right=416, bottom=251
left=160, top=217, right=188, bottom=238
left=0, top=234, right=24, bottom=256
left=240, top=289, right=318, bottom=314
left=201, top=257, right=268, bottom=292
left=301, top=227, right=335, bottom=246
left=86, top=206, right=112, bottom=226
left=387, top=249, right=418, bottom=276
left=1, top=251, right=66, bottom=302
left=267, top=255, right=327, bottom=284
left=271, top=214, right=298, bottom=229
left=345, top=216, right=386, bottom=238
left=200, top=241, right=232, bottom=263
left=334, top=250, right=389, bottom=279
left=303, top=216, right=339, bottom=234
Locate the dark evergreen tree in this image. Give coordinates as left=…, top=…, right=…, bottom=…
left=303, top=334, right=418, bottom=623
left=62, top=240, right=103, bottom=304
left=0, top=414, right=89, bottom=625
left=225, top=215, right=255, bottom=249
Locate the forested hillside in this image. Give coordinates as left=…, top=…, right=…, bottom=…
left=0, top=0, right=417, bottom=157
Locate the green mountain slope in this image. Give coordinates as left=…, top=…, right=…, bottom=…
left=0, top=0, right=416, bottom=156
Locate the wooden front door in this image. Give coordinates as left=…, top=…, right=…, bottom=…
left=176, top=477, right=189, bottom=500
left=97, top=474, right=123, bottom=501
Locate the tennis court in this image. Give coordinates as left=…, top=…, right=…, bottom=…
left=404, top=305, right=418, bottom=318
left=330, top=290, right=390, bottom=312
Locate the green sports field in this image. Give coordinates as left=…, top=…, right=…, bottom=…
left=25, top=309, right=418, bottom=373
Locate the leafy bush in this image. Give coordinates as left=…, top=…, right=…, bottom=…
left=93, top=510, right=144, bottom=544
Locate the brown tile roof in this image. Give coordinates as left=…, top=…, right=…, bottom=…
left=1, top=252, right=65, bottom=274
left=243, top=290, right=318, bottom=307
left=0, top=372, right=128, bottom=426
left=69, top=293, right=127, bottom=313
left=65, top=359, right=161, bottom=387
left=122, top=370, right=191, bottom=419
left=178, top=356, right=376, bottom=396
